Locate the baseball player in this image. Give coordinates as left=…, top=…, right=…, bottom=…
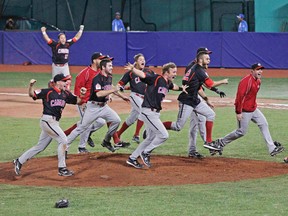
left=126, top=62, right=183, bottom=169
left=114, top=53, right=155, bottom=144
left=67, top=52, right=111, bottom=154
left=162, top=48, right=227, bottom=158
left=41, top=25, right=84, bottom=89
left=13, top=74, right=87, bottom=177
left=66, top=59, right=130, bottom=152
left=63, top=53, right=129, bottom=155
left=212, top=63, right=284, bottom=156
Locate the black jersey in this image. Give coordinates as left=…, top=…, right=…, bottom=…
left=141, top=73, right=174, bottom=111
left=118, top=68, right=155, bottom=95
left=178, top=64, right=209, bottom=108
left=48, top=39, right=76, bottom=64
left=32, top=87, right=77, bottom=121
left=89, top=72, right=113, bottom=102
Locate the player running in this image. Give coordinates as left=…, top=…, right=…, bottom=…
left=212, top=63, right=284, bottom=156
left=114, top=53, right=155, bottom=144
left=13, top=74, right=87, bottom=177
left=126, top=62, right=186, bottom=169
left=66, top=59, right=130, bottom=153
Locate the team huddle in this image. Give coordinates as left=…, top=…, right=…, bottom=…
left=13, top=26, right=286, bottom=177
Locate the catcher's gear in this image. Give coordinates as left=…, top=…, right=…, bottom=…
left=55, top=199, right=69, bottom=208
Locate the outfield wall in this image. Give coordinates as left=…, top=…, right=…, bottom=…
left=1, top=31, right=288, bottom=69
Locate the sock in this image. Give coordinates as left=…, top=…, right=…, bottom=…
left=64, top=123, right=77, bottom=136
left=134, top=119, right=144, bottom=137
left=117, top=122, right=129, bottom=137
left=206, top=121, right=214, bottom=143
left=163, top=121, right=172, bottom=130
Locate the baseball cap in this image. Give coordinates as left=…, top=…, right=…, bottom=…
left=103, top=55, right=114, bottom=61
left=197, top=47, right=212, bottom=55
left=237, top=13, right=245, bottom=19
left=91, top=52, right=106, bottom=62
left=53, top=74, right=71, bottom=83
left=251, top=63, right=265, bottom=70
left=115, top=12, right=121, bottom=15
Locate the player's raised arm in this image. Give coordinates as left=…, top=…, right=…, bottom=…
left=40, top=27, right=51, bottom=43
left=124, top=63, right=145, bottom=78
left=28, top=79, right=37, bottom=98
left=74, top=25, right=84, bottom=41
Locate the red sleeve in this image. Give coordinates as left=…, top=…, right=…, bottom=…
left=47, top=39, right=53, bottom=44
left=72, top=37, right=77, bottom=42
left=204, top=78, right=214, bottom=88
left=74, top=72, right=86, bottom=96
left=234, top=77, right=251, bottom=114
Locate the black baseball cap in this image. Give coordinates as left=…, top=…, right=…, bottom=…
left=91, top=52, right=114, bottom=62
left=91, top=52, right=106, bottom=62
left=197, top=47, right=212, bottom=54
left=251, top=63, right=265, bottom=70
left=53, top=74, right=71, bottom=83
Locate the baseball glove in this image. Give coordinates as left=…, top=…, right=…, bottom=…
left=55, top=199, right=69, bottom=208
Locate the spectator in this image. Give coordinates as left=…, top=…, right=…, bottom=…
left=5, top=18, right=16, bottom=30
left=112, top=12, right=126, bottom=32
left=237, top=13, right=248, bottom=32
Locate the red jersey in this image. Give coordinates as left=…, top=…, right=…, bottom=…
left=74, top=66, right=100, bottom=104
left=234, top=74, right=261, bottom=114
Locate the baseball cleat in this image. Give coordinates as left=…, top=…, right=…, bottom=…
left=114, top=141, right=131, bottom=148
left=132, top=135, right=140, bottom=144
left=203, top=141, right=221, bottom=151
left=188, top=151, right=205, bottom=159
left=270, top=146, right=284, bottom=156
left=126, top=157, right=143, bottom=169
left=101, top=140, right=115, bottom=152
left=13, top=159, right=22, bottom=175
left=78, top=147, right=89, bottom=153
left=140, top=151, right=151, bottom=168
left=87, top=136, right=95, bottom=147
left=58, top=167, right=74, bottom=177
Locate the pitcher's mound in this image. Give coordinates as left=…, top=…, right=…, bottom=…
left=1, top=153, right=288, bottom=187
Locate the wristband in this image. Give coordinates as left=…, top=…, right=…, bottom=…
left=42, top=32, right=47, bottom=35
left=79, top=30, right=83, bottom=33
left=203, top=96, right=208, bottom=101
left=178, top=87, right=183, bottom=91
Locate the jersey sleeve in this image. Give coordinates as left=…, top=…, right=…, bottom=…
left=65, top=91, right=78, bottom=104
left=118, top=71, right=131, bottom=86
left=74, top=72, right=86, bottom=96
left=47, top=40, right=57, bottom=47
left=33, top=88, right=49, bottom=100
left=234, top=77, right=250, bottom=114
left=141, top=73, right=156, bottom=85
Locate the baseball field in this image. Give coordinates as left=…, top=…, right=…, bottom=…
left=0, top=65, right=288, bottom=215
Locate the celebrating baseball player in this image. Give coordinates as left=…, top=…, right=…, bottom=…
left=65, top=52, right=112, bottom=155
left=126, top=62, right=183, bottom=169
left=13, top=74, right=87, bottom=177
left=212, top=63, right=284, bottom=156
left=162, top=47, right=227, bottom=158
left=114, top=53, right=155, bottom=144
left=66, top=59, right=130, bottom=153
left=41, top=25, right=84, bottom=90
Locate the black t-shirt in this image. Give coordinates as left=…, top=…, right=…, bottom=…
left=89, top=72, right=113, bottom=102
left=33, top=87, right=77, bottom=120
left=178, top=64, right=209, bottom=108
left=118, top=68, right=155, bottom=95
left=141, top=73, right=174, bottom=111
left=48, top=39, right=75, bottom=64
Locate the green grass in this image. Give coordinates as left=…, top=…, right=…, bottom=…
left=1, top=72, right=288, bottom=215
